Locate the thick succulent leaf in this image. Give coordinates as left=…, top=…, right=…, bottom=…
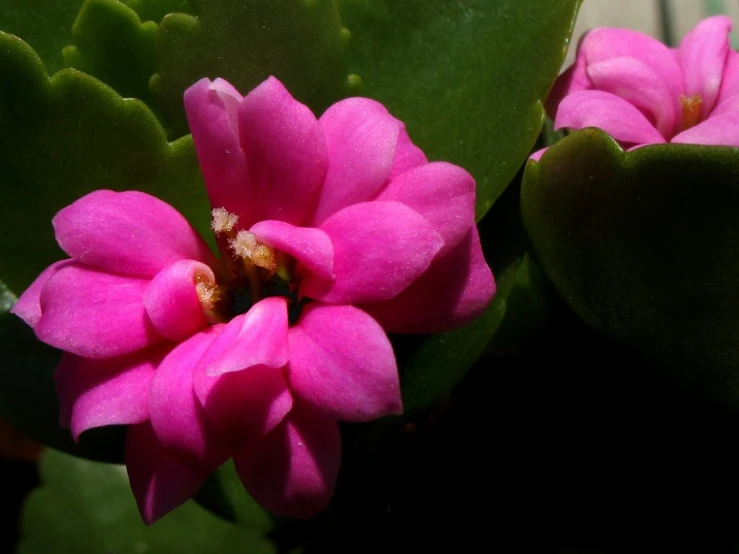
left=522, top=128, right=739, bottom=407
left=17, top=450, right=275, bottom=554
left=0, top=282, right=125, bottom=463
left=0, top=0, right=83, bottom=73
left=124, top=0, right=194, bottom=22
left=0, top=32, right=210, bottom=293
left=151, top=0, right=354, bottom=136
left=395, top=177, right=527, bottom=413
left=63, top=0, right=158, bottom=104
left=337, top=0, right=582, bottom=219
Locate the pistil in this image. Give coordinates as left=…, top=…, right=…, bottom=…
left=680, top=94, right=703, bottom=131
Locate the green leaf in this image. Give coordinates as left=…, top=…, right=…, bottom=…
left=0, top=0, right=83, bottom=73
left=337, top=0, right=582, bottom=220
left=17, top=450, right=275, bottom=554
left=63, top=0, right=158, bottom=104
left=151, top=0, right=354, bottom=137
left=396, top=176, right=527, bottom=413
left=0, top=32, right=210, bottom=294
left=522, top=128, right=739, bottom=407
left=123, top=0, right=194, bottom=22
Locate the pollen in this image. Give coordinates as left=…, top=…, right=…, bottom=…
left=229, top=230, right=276, bottom=271
left=680, top=94, right=703, bottom=131
left=195, top=276, right=221, bottom=309
left=211, top=208, right=239, bottom=234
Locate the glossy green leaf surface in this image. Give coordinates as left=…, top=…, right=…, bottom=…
left=522, top=129, right=739, bottom=406
left=337, top=0, right=581, bottom=219
left=0, top=0, right=83, bottom=73
left=151, top=0, right=354, bottom=136
left=17, top=450, right=275, bottom=554
left=124, top=0, right=193, bottom=22
left=0, top=32, right=210, bottom=294
left=63, top=0, right=158, bottom=104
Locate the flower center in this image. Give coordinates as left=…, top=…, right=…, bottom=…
left=680, top=94, right=703, bottom=131
left=204, top=208, right=302, bottom=322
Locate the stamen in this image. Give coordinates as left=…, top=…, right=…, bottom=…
left=195, top=275, right=225, bottom=323
left=211, top=208, right=239, bottom=234
left=680, top=94, right=703, bottom=131
left=229, top=230, right=275, bottom=271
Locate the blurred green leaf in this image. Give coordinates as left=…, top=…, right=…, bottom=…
left=124, top=0, right=194, bottom=22
left=0, top=32, right=210, bottom=293
left=151, top=0, right=354, bottom=136
left=0, top=0, right=83, bottom=73
left=17, top=450, right=275, bottom=554
left=63, top=0, right=158, bottom=104
left=522, top=128, right=739, bottom=407
left=338, top=0, right=581, bottom=219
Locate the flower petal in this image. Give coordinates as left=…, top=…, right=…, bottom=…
left=149, top=327, right=230, bottom=466
left=233, top=407, right=341, bottom=519
left=126, top=422, right=211, bottom=525
left=581, top=27, right=683, bottom=102
left=52, top=190, right=216, bottom=279
left=143, top=260, right=214, bottom=342
left=288, top=303, right=401, bottom=421
left=671, top=107, right=739, bottom=147
left=35, top=264, right=160, bottom=358
left=250, top=220, right=334, bottom=280
left=678, top=15, right=732, bottom=118
left=587, top=57, right=677, bottom=138
left=311, top=98, right=400, bottom=225
left=10, top=260, right=72, bottom=328
left=377, top=161, right=476, bottom=256
left=718, top=50, right=739, bottom=106
left=554, top=90, right=666, bottom=145
left=546, top=42, right=591, bottom=118
left=301, top=201, right=444, bottom=304
left=238, top=77, right=327, bottom=226
left=195, top=296, right=289, bottom=376
left=54, top=349, right=162, bottom=440
left=184, top=78, right=252, bottom=223
left=194, top=362, right=293, bottom=446
left=363, top=226, right=496, bottom=334
left=386, top=126, right=428, bottom=181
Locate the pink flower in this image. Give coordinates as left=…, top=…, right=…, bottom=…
left=11, top=77, right=495, bottom=523
left=534, top=15, right=739, bottom=159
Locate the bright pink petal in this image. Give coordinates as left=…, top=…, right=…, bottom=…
left=52, top=190, right=216, bottom=279
left=678, top=15, right=732, bottom=118
left=149, top=327, right=230, bottom=466
left=363, top=226, right=495, bottom=334
left=184, top=78, right=252, bottom=223
left=195, top=296, right=289, bottom=376
left=377, top=162, right=476, bottom=256
left=581, top=27, right=683, bottom=103
left=54, top=349, right=162, bottom=440
left=35, top=264, right=160, bottom=358
left=546, top=43, right=591, bottom=118
left=311, top=98, right=400, bottom=225
left=250, top=220, right=334, bottom=280
left=301, top=201, right=444, bottom=304
left=529, top=148, right=548, bottom=162
left=671, top=108, right=739, bottom=147
left=10, top=260, right=72, bottom=328
left=554, top=90, right=666, bottom=145
left=587, top=57, right=677, bottom=138
left=194, top=363, right=293, bottom=446
left=126, top=422, right=211, bottom=525
left=386, top=126, right=428, bottom=181
left=238, top=77, right=327, bottom=226
left=288, top=303, right=401, bottom=421
left=718, top=50, right=739, bottom=105
left=143, top=260, right=214, bottom=342
left=233, top=407, right=341, bottom=519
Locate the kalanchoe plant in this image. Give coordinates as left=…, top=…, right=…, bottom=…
left=10, top=76, right=495, bottom=523
left=533, top=15, right=739, bottom=159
